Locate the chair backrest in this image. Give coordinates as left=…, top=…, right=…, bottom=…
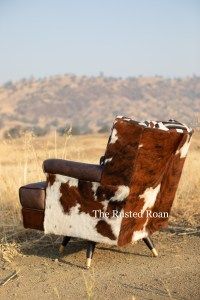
left=100, top=116, right=193, bottom=246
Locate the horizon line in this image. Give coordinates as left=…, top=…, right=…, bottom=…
left=1, top=72, right=200, bottom=86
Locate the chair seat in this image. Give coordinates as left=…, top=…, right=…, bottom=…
left=19, top=181, right=46, bottom=210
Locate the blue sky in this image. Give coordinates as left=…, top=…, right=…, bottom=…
left=0, top=0, right=199, bottom=83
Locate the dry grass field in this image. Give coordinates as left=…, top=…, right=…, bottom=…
left=0, top=132, right=109, bottom=239
left=0, top=131, right=200, bottom=299
left=0, top=131, right=199, bottom=235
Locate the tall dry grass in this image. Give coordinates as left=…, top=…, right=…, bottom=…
left=0, top=131, right=199, bottom=244
left=0, top=131, right=107, bottom=243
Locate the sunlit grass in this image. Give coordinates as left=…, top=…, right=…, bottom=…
left=0, top=131, right=199, bottom=244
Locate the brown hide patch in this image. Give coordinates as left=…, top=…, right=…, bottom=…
left=59, top=179, right=125, bottom=223
left=59, top=179, right=123, bottom=240
left=118, top=198, right=146, bottom=244
left=78, top=182, right=126, bottom=218
left=96, top=220, right=116, bottom=240
left=48, top=174, right=56, bottom=186
left=59, top=181, right=103, bottom=217
left=60, top=183, right=81, bottom=213
left=95, top=184, right=125, bottom=218
left=107, top=201, right=124, bottom=216
left=147, top=153, right=186, bottom=233
left=118, top=129, right=183, bottom=246
left=176, top=132, right=192, bottom=150
left=96, top=185, right=118, bottom=201
left=78, top=197, right=104, bottom=217
left=147, top=133, right=191, bottom=233
left=78, top=181, right=104, bottom=217
left=78, top=181, right=95, bottom=200
left=101, top=120, right=142, bottom=186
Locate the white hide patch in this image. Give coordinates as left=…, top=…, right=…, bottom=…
left=176, top=129, right=183, bottom=133
left=114, top=116, right=192, bottom=133
left=182, top=123, right=191, bottom=133
left=110, top=185, right=130, bottom=202
left=114, top=115, right=124, bottom=125
left=157, top=122, right=169, bottom=131
left=131, top=184, right=161, bottom=242
left=106, top=209, right=124, bottom=238
left=44, top=177, right=123, bottom=245
left=176, top=135, right=191, bottom=158
left=104, top=157, right=112, bottom=164
left=138, top=144, right=143, bottom=148
left=132, top=219, right=149, bottom=242
left=101, top=200, right=109, bottom=212
left=139, top=184, right=161, bottom=213
left=56, top=174, right=78, bottom=187
left=92, top=182, right=100, bottom=200
left=151, top=121, right=157, bottom=125
left=91, top=184, right=109, bottom=211
left=110, top=128, right=118, bottom=144
left=139, top=122, right=147, bottom=127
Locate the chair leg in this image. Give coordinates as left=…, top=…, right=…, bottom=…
left=143, top=236, right=158, bottom=257
left=59, top=236, right=71, bottom=253
left=86, top=241, right=96, bottom=269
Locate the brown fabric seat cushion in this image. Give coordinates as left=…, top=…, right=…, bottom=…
left=19, top=182, right=46, bottom=210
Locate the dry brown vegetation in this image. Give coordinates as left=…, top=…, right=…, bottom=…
left=0, top=132, right=107, bottom=242
left=0, top=75, right=199, bottom=137
left=0, top=132, right=199, bottom=299
left=0, top=131, right=199, bottom=245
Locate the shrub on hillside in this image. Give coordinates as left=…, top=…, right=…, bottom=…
left=4, top=125, right=49, bottom=139
left=98, top=124, right=110, bottom=133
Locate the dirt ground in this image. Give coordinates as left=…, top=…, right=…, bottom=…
left=0, top=229, right=199, bottom=300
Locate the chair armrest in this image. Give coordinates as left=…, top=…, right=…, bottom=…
left=43, top=159, right=103, bottom=182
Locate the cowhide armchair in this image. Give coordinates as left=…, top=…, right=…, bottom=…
left=19, top=116, right=193, bottom=268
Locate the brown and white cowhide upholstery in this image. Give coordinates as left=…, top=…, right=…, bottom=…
left=44, top=116, right=193, bottom=246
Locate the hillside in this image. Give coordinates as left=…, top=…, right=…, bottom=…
left=0, top=75, right=199, bottom=137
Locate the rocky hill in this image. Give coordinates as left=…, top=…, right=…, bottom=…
left=0, top=75, right=199, bottom=137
